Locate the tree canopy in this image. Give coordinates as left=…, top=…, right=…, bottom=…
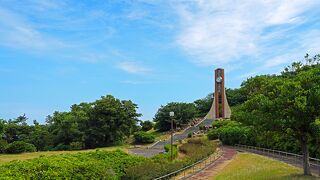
left=154, top=102, right=197, bottom=131
left=233, top=55, right=320, bottom=175
left=0, top=95, right=141, bottom=152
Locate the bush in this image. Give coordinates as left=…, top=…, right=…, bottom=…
left=70, top=141, right=84, bottom=150
left=208, top=125, right=251, bottom=145
left=179, top=138, right=215, bottom=161
left=53, top=143, right=70, bottom=151
left=0, top=150, right=145, bottom=179
left=207, top=129, right=220, bottom=140
left=188, top=132, right=192, bottom=138
left=5, top=141, right=36, bottom=154
left=134, top=131, right=155, bottom=143
left=212, top=120, right=240, bottom=128
left=140, top=121, right=154, bottom=131
left=0, top=139, right=8, bottom=153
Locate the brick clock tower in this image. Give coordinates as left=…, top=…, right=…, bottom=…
left=205, top=68, right=231, bottom=119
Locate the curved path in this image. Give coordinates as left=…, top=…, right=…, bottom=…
left=188, top=147, right=237, bottom=180
left=129, top=118, right=214, bottom=157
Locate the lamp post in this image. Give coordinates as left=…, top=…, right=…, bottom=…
left=169, top=111, right=174, bottom=161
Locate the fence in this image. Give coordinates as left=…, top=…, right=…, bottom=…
left=235, top=144, right=320, bottom=176
left=154, top=147, right=224, bottom=180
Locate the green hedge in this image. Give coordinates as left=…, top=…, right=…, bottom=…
left=134, top=131, right=155, bottom=143
left=208, top=121, right=253, bottom=146
left=5, top=141, right=36, bottom=154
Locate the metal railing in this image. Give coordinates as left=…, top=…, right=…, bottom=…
left=235, top=144, right=320, bottom=176
left=154, top=148, right=224, bottom=180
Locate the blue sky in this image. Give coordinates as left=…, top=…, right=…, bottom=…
left=1, top=0, right=320, bottom=123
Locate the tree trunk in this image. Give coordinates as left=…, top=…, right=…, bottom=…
left=301, top=135, right=311, bottom=175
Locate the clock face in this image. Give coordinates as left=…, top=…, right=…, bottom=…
left=216, top=76, right=222, bottom=83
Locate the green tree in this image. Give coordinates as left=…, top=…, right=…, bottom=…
left=226, top=88, right=247, bottom=106
left=140, top=121, right=153, bottom=131
left=85, top=95, right=140, bottom=147
left=194, top=93, right=213, bottom=117
left=234, top=60, right=320, bottom=175
left=154, top=102, right=197, bottom=131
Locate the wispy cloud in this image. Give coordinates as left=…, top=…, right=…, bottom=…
left=0, top=7, right=67, bottom=51
left=117, top=61, right=152, bottom=75
left=0, top=1, right=114, bottom=63
left=174, top=0, right=319, bottom=66
left=263, top=30, right=320, bottom=69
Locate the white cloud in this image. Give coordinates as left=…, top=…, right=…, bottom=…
left=263, top=30, right=320, bottom=68
left=174, top=0, right=318, bottom=66
left=117, top=61, right=152, bottom=74
left=264, top=54, right=292, bottom=68
left=0, top=8, right=67, bottom=51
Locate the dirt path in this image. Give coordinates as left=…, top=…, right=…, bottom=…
left=188, top=147, right=237, bottom=180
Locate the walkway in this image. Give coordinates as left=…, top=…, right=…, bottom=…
left=129, top=118, right=215, bottom=157
left=188, top=147, right=237, bottom=180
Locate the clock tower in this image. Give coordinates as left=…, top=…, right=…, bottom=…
left=205, top=68, right=231, bottom=119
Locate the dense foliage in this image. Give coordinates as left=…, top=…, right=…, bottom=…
left=134, top=131, right=155, bottom=143
left=5, top=141, right=36, bottom=154
left=140, top=120, right=154, bottom=131
left=0, top=95, right=141, bottom=152
left=0, top=150, right=145, bottom=179
left=232, top=55, right=320, bottom=175
left=154, top=102, right=198, bottom=131
left=208, top=120, right=253, bottom=145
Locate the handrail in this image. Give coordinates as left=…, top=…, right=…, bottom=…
left=154, top=148, right=223, bottom=180
left=235, top=144, right=320, bottom=176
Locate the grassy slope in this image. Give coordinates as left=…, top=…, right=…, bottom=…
left=0, top=145, right=128, bottom=165
left=148, top=128, right=170, bottom=141
left=214, top=153, right=318, bottom=180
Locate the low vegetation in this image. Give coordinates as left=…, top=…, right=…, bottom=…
left=0, top=145, right=128, bottom=165
left=0, top=137, right=217, bottom=179
left=214, top=153, right=317, bottom=180
left=125, top=137, right=217, bottom=179
left=133, top=131, right=155, bottom=144
left=0, top=150, right=145, bottom=179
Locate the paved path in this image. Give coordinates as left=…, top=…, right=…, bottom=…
left=129, top=118, right=214, bottom=157
left=187, top=147, right=237, bottom=180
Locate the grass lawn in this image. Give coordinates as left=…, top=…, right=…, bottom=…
left=214, top=153, right=318, bottom=180
left=0, top=145, right=129, bottom=165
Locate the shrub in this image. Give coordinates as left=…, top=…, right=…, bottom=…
left=207, top=129, right=220, bottom=140
left=0, top=139, right=8, bottom=153
left=188, top=132, right=192, bottom=138
left=212, top=120, right=240, bottom=128
left=0, top=150, right=145, bottom=179
left=53, top=143, right=70, bottom=151
left=5, top=141, right=36, bottom=154
left=179, top=137, right=215, bottom=161
left=210, top=126, right=251, bottom=145
left=70, top=141, right=84, bottom=150
left=140, top=121, right=154, bottom=131
left=134, top=131, right=155, bottom=143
